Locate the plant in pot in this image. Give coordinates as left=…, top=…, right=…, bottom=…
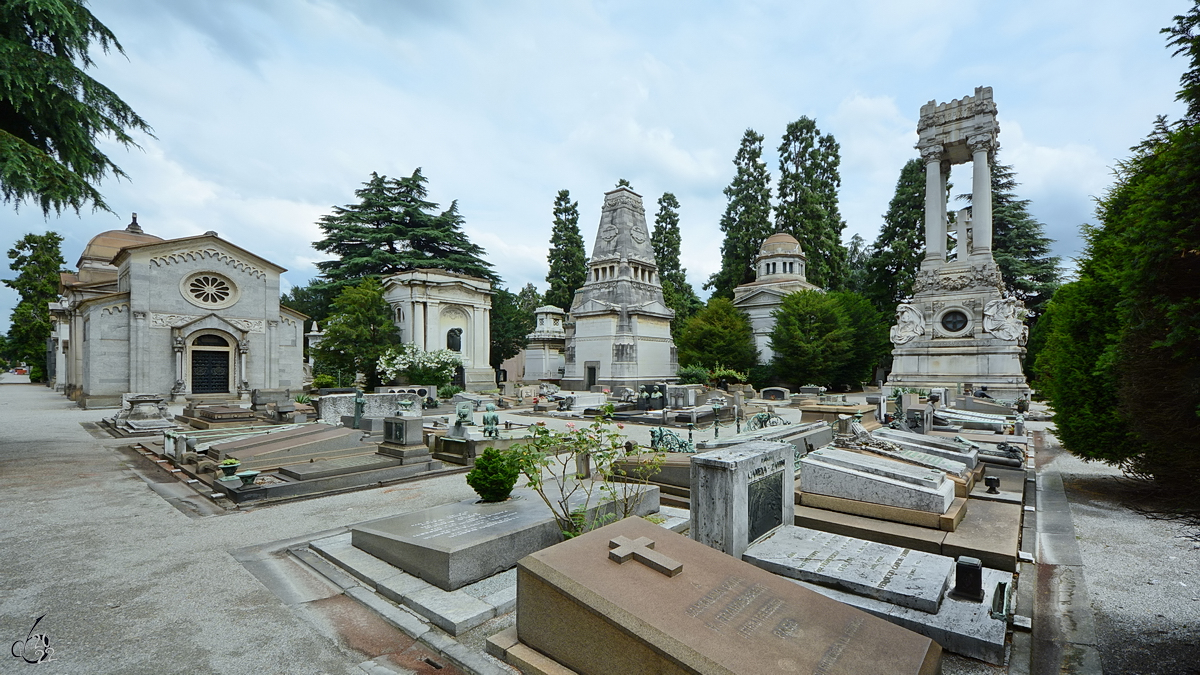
left=465, top=448, right=519, bottom=503
left=218, top=458, right=241, bottom=478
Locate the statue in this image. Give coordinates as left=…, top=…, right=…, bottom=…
left=921, top=393, right=941, bottom=435
left=649, top=385, right=663, bottom=410
left=984, top=297, right=1025, bottom=341
left=482, top=404, right=500, bottom=439
left=455, top=401, right=473, bottom=425
left=637, top=385, right=649, bottom=411
left=889, top=304, right=925, bottom=345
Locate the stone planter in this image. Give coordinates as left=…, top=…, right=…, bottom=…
left=235, top=470, right=260, bottom=486
left=219, top=462, right=241, bottom=478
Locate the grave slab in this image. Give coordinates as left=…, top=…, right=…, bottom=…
left=743, top=526, right=953, bottom=613
left=403, top=585, right=495, bottom=635
left=352, top=486, right=658, bottom=591
left=797, top=491, right=968, bottom=532
left=280, top=454, right=403, bottom=480
left=800, top=448, right=955, bottom=514
left=790, top=564, right=1012, bottom=665
left=941, top=499, right=1022, bottom=572
left=310, top=533, right=404, bottom=589
left=513, top=516, right=941, bottom=675
left=794, top=505, right=947, bottom=556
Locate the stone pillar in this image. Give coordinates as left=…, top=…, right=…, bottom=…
left=921, top=145, right=944, bottom=263
left=427, top=302, right=441, bottom=349
left=969, top=135, right=993, bottom=256
left=413, top=302, right=425, bottom=350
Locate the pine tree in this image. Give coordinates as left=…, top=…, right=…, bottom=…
left=515, top=283, right=543, bottom=314
left=544, top=189, right=586, bottom=311
left=706, top=129, right=773, bottom=299
left=1, top=0, right=153, bottom=215
left=313, top=170, right=496, bottom=296
left=651, top=192, right=702, bottom=335
left=862, top=158, right=926, bottom=313
left=3, top=231, right=65, bottom=382
left=769, top=290, right=852, bottom=388
left=843, top=234, right=869, bottom=295
left=775, top=117, right=847, bottom=290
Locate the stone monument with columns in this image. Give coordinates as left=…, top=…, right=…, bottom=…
left=885, top=87, right=1030, bottom=400
left=561, top=185, right=677, bottom=390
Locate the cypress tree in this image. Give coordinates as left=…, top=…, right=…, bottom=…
left=706, top=129, right=773, bottom=299
left=651, top=192, right=702, bottom=335
left=862, top=158, right=926, bottom=313
left=544, top=189, right=586, bottom=311
left=3, top=231, right=65, bottom=381
left=775, top=117, right=848, bottom=290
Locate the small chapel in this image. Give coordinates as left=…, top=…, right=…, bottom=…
left=732, top=232, right=821, bottom=361
left=50, top=215, right=306, bottom=408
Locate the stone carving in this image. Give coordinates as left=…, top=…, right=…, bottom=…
left=101, top=303, right=129, bottom=316
left=889, top=304, right=925, bottom=345
left=455, top=401, right=473, bottom=425
left=911, top=265, right=1003, bottom=294
left=149, top=248, right=267, bottom=279
left=151, top=313, right=200, bottom=328
left=983, top=297, right=1025, bottom=342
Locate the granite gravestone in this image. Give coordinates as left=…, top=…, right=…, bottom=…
left=691, top=440, right=792, bottom=559
left=799, top=447, right=955, bottom=514
left=510, top=517, right=941, bottom=675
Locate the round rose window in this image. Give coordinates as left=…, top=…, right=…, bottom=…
left=941, top=310, right=968, bottom=332
left=181, top=272, right=238, bottom=309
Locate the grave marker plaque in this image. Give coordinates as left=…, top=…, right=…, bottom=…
left=515, top=517, right=941, bottom=675
left=691, top=440, right=792, bottom=559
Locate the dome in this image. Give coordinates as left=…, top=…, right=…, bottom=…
left=78, top=214, right=162, bottom=266
left=758, top=232, right=803, bottom=257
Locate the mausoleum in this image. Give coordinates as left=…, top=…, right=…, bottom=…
left=382, top=269, right=494, bottom=392
left=52, top=216, right=306, bottom=408
left=732, top=232, right=820, bottom=360
left=884, top=87, right=1030, bottom=399
left=560, top=186, right=676, bottom=390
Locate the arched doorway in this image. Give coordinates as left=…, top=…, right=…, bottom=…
left=190, top=333, right=232, bottom=394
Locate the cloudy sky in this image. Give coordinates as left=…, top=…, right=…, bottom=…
left=2, top=0, right=1190, bottom=332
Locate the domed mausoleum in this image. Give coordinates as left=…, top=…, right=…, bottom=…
left=732, top=232, right=820, bottom=361
left=50, top=215, right=306, bottom=408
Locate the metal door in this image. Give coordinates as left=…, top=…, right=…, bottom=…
left=191, top=350, right=229, bottom=393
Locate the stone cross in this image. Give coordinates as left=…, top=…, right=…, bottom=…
left=608, top=536, right=683, bottom=577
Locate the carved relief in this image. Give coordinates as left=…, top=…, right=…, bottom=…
left=984, top=297, right=1026, bottom=342
left=150, top=313, right=265, bottom=333
left=911, top=265, right=1003, bottom=294
left=889, top=304, right=925, bottom=345
left=101, top=303, right=129, bottom=316
left=149, top=248, right=267, bottom=279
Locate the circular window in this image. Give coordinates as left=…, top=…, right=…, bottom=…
left=181, top=272, right=238, bottom=309
left=941, top=310, right=968, bottom=332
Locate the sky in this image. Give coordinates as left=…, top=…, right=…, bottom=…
left=1, top=0, right=1191, bottom=332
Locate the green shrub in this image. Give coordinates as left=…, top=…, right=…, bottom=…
left=466, top=449, right=519, bottom=502
left=709, top=365, right=748, bottom=384
left=676, top=365, right=709, bottom=385
left=312, top=374, right=337, bottom=389
left=438, top=384, right=463, bottom=399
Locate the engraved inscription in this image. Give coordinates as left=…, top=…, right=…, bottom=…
left=738, top=596, right=785, bottom=639
left=773, top=617, right=800, bottom=640
left=707, top=583, right=767, bottom=632
left=814, top=617, right=864, bottom=675
left=411, top=510, right=521, bottom=540
left=877, top=549, right=911, bottom=589
left=687, top=577, right=742, bottom=618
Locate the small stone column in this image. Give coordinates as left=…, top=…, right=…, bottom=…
left=921, top=144, right=945, bottom=263
left=969, top=134, right=994, bottom=256
left=413, top=302, right=425, bottom=350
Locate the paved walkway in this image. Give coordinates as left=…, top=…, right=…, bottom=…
left=0, top=382, right=478, bottom=674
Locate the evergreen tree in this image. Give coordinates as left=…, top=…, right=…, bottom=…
left=958, top=162, right=1061, bottom=318
left=544, top=189, right=586, bottom=311
left=843, top=234, right=869, bottom=295
left=862, top=158, right=926, bottom=313
left=312, top=277, right=399, bottom=389
left=706, top=129, right=773, bottom=298
left=281, top=282, right=336, bottom=327
left=490, top=287, right=538, bottom=369
left=775, top=117, right=847, bottom=290
left=4, top=231, right=65, bottom=382
left=515, top=283, right=543, bottom=314
left=313, top=170, right=496, bottom=296
left=651, top=192, right=702, bottom=336
left=676, top=298, right=758, bottom=372
left=769, top=290, right=852, bottom=388
left=1, top=0, right=153, bottom=215
left=827, top=291, right=890, bottom=387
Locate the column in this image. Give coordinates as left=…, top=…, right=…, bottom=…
left=969, top=134, right=993, bottom=256
left=427, top=302, right=441, bottom=349
left=413, top=302, right=425, bottom=350
left=920, top=144, right=944, bottom=263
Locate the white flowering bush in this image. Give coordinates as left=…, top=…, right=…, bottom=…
left=377, top=344, right=463, bottom=387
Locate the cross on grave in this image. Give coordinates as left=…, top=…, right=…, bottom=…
left=608, top=535, right=683, bottom=577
